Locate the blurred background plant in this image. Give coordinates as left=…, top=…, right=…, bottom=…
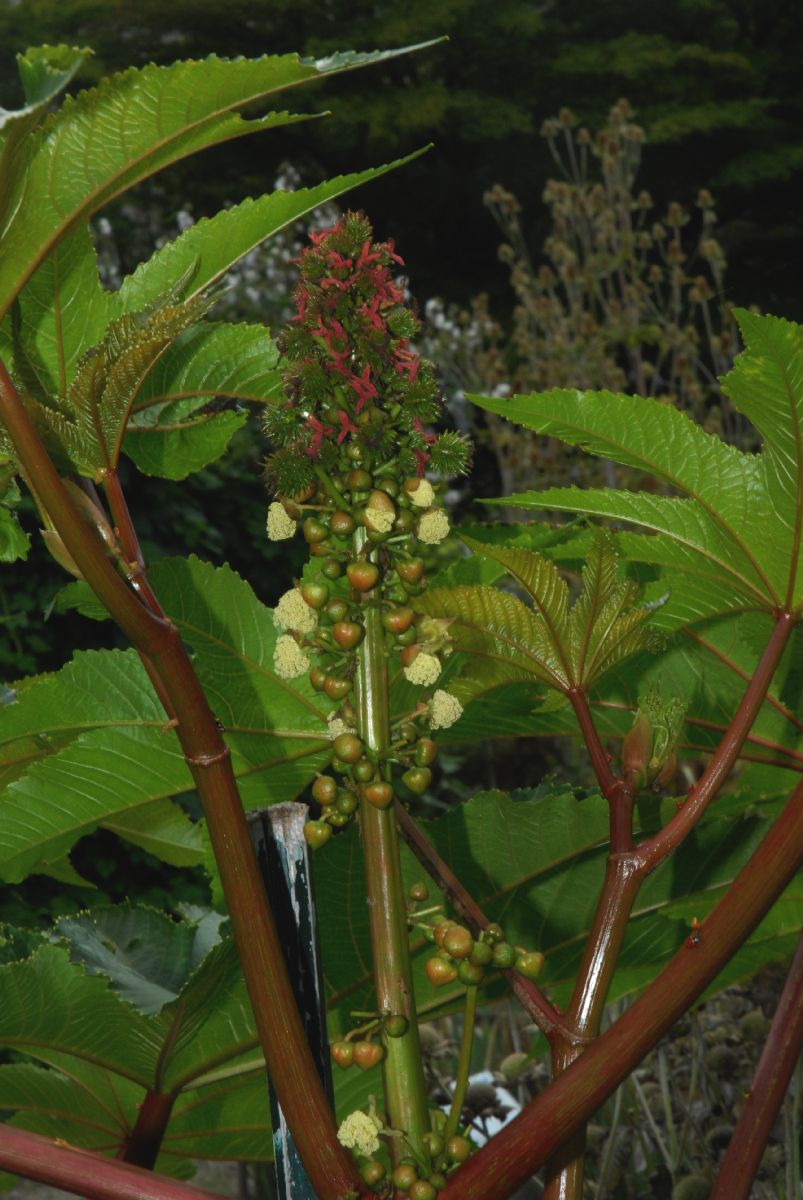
left=422, top=100, right=753, bottom=498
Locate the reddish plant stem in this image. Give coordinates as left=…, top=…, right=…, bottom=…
left=395, top=802, right=574, bottom=1049
left=636, top=610, right=795, bottom=872
left=711, top=930, right=803, bottom=1200
left=0, top=362, right=367, bottom=1200
left=567, top=687, right=617, bottom=796
left=568, top=687, right=633, bottom=851
left=0, top=1125, right=226, bottom=1200
left=0, top=361, right=164, bottom=648
left=439, top=778, right=803, bottom=1200
left=118, top=1090, right=176, bottom=1169
left=102, top=467, right=167, bottom=619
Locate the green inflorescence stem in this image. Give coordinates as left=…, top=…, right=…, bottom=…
left=354, top=528, right=430, bottom=1158
left=444, top=984, right=478, bottom=1140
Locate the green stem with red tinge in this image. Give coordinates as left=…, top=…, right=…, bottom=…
left=0, top=360, right=367, bottom=1200
left=0, top=1124, right=227, bottom=1200
left=118, top=1091, right=176, bottom=1169
left=354, top=529, right=430, bottom=1158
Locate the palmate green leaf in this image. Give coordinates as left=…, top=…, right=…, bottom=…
left=0, top=44, right=438, bottom=320
left=443, top=611, right=803, bottom=791
left=497, top=488, right=772, bottom=614
left=0, top=1059, right=139, bottom=1160
left=0, top=470, right=28, bottom=562
left=27, top=291, right=213, bottom=479
left=143, top=556, right=333, bottom=809
left=0, top=943, right=157, bottom=1083
left=420, top=532, right=661, bottom=696
left=55, top=906, right=226, bottom=1015
left=0, top=226, right=114, bottom=402
left=416, top=584, right=566, bottom=690
left=0, top=726, right=201, bottom=884
left=469, top=385, right=781, bottom=608
left=461, top=534, right=570, bottom=645
left=0, top=46, right=89, bottom=227
left=722, top=310, right=803, bottom=607
left=565, top=534, right=664, bottom=682
left=0, top=647, right=166, bottom=789
left=122, top=321, right=280, bottom=479
left=0, top=912, right=269, bottom=1172
left=0, top=558, right=332, bottom=882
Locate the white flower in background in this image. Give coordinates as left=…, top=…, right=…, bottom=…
left=266, top=502, right=296, bottom=541
left=429, top=690, right=464, bottom=730
left=337, top=1110, right=380, bottom=1157
left=416, top=508, right=450, bottom=544
left=403, top=651, right=442, bottom=687
left=273, top=634, right=309, bottom=679
left=273, top=588, right=317, bottom=633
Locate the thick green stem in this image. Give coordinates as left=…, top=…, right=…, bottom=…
left=444, top=985, right=478, bottom=1140
left=0, top=362, right=366, bottom=1200
left=355, top=532, right=430, bottom=1157
left=438, top=777, right=803, bottom=1200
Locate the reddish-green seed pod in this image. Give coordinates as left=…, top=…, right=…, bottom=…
left=443, top=925, right=474, bottom=960
left=415, top=738, right=438, bottom=767
left=492, top=941, right=517, bottom=969
left=323, top=676, right=352, bottom=701
left=303, top=820, right=332, bottom=849
left=515, top=951, right=545, bottom=981
left=323, top=597, right=350, bottom=624
left=309, top=666, right=328, bottom=692
left=469, top=940, right=493, bottom=967
left=346, top=468, right=373, bottom=491
left=457, top=959, right=485, bottom=987
left=381, top=606, right=415, bottom=634
left=329, top=1040, right=353, bottom=1069
left=330, top=510, right=357, bottom=538
left=335, top=790, right=358, bottom=816
left=333, top=732, right=363, bottom=763
left=426, top=957, right=458, bottom=987
left=396, top=557, right=425, bottom=585
left=362, top=781, right=394, bottom=809
left=360, top=1160, right=386, bottom=1185
left=311, top=775, right=337, bottom=805
left=402, top=766, right=432, bottom=795
left=352, top=1040, right=385, bottom=1070
left=302, top=517, right=329, bottom=544
left=332, top=620, right=364, bottom=650
left=383, top=1014, right=409, bottom=1038
left=353, top=756, right=375, bottom=783
left=301, top=582, right=329, bottom=609
left=392, top=1164, right=418, bottom=1192
left=346, top=560, right=381, bottom=592
left=446, top=1134, right=472, bottom=1163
